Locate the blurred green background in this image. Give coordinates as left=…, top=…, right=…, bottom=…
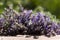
left=0, top=0, right=60, bottom=19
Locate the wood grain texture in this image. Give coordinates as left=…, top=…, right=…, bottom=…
left=0, top=35, right=60, bottom=40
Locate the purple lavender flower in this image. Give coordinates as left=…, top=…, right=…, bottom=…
left=0, top=6, right=60, bottom=37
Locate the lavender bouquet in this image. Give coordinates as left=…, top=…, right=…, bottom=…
left=0, top=5, right=60, bottom=37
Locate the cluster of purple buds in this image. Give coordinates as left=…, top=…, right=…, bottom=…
left=0, top=6, right=60, bottom=37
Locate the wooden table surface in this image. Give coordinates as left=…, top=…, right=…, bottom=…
left=0, top=35, right=60, bottom=40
